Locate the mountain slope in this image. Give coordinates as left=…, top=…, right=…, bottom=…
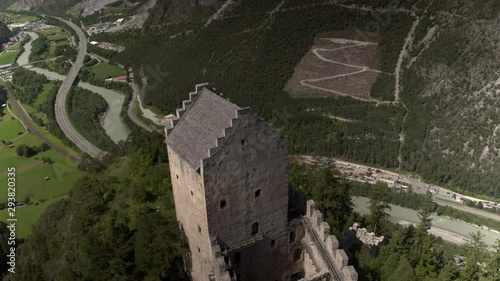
left=399, top=0, right=500, bottom=196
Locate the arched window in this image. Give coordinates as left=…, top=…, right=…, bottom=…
left=252, top=222, right=259, bottom=235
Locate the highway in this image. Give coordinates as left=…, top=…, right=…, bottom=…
left=54, top=18, right=106, bottom=159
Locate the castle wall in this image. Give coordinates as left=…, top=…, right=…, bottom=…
left=167, top=148, right=213, bottom=281
left=303, top=201, right=358, bottom=281
left=201, top=110, right=290, bottom=280
left=202, top=110, right=289, bottom=248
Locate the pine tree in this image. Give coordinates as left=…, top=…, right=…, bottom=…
left=387, top=256, right=417, bottom=281
left=417, top=191, right=433, bottom=234
left=312, top=166, right=353, bottom=234
left=368, top=182, right=391, bottom=235
left=483, top=239, right=500, bottom=280
left=459, top=253, right=481, bottom=281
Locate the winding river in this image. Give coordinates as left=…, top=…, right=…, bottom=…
left=17, top=32, right=129, bottom=143
left=353, top=196, right=500, bottom=246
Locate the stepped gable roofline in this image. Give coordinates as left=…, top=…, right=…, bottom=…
left=166, top=83, right=252, bottom=172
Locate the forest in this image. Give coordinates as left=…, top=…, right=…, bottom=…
left=0, top=131, right=187, bottom=281
left=0, top=21, right=12, bottom=49
left=114, top=0, right=412, bottom=171
left=111, top=0, right=500, bottom=197
left=0, top=86, right=7, bottom=115
left=66, top=87, right=116, bottom=152
left=10, top=69, right=48, bottom=104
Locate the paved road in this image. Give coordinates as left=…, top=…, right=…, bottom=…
left=128, top=81, right=153, bottom=132
left=54, top=18, right=105, bottom=159
left=434, top=199, right=500, bottom=223
left=5, top=88, right=81, bottom=163
left=297, top=156, right=500, bottom=223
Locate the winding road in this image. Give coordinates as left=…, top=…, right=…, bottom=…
left=300, top=38, right=387, bottom=104
left=54, top=18, right=106, bottom=159
left=128, top=81, right=153, bottom=132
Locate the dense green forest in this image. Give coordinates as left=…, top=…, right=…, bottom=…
left=114, top=0, right=411, bottom=169
left=398, top=0, right=500, bottom=197
left=0, top=21, right=13, bottom=49
left=66, top=87, right=116, bottom=151
left=112, top=0, right=500, bottom=197
left=10, top=68, right=48, bottom=104
left=0, top=86, right=7, bottom=115
left=1, top=131, right=187, bottom=281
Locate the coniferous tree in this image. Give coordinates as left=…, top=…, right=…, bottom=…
left=368, top=182, right=391, bottom=235
left=417, top=191, right=434, bottom=234
left=312, top=166, right=353, bottom=234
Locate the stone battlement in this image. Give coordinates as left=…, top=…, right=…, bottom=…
left=305, top=200, right=358, bottom=281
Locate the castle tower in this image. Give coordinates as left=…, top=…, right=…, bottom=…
left=166, top=84, right=292, bottom=281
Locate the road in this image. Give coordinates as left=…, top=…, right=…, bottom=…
left=2, top=57, right=59, bottom=72
left=299, top=38, right=389, bottom=105
left=297, top=156, right=500, bottom=223
left=5, top=88, right=81, bottom=163
left=54, top=18, right=105, bottom=159
left=128, top=81, right=153, bottom=132
left=434, top=199, right=500, bottom=223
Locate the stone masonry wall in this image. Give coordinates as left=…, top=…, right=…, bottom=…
left=167, top=148, right=214, bottom=281
left=304, top=200, right=358, bottom=281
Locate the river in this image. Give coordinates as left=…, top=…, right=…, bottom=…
left=353, top=196, right=500, bottom=246
left=17, top=32, right=129, bottom=143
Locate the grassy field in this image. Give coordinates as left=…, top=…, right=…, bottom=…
left=91, top=62, right=124, bottom=80
left=0, top=105, right=83, bottom=237
left=0, top=51, right=17, bottom=65
left=0, top=110, right=26, bottom=141
left=40, top=27, right=63, bottom=36
left=10, top=16, right=39, bottom=24
left=20, top=100, right=80, bottom=156
left=32, top=83, right=55, bottom=109
left=7, top=42, right=21, bottom=51
left=0, top=197, right=62, bottom=238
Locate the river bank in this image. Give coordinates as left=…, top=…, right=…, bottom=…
left=17, top=32, right=129, bottom=143
left=353, top=196, right=500, bottom=246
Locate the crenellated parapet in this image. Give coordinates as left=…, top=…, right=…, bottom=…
left=166, top=83, right=208, bottom=136
left=304, top=200, right=358, bottom=281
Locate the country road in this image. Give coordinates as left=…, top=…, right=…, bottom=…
left=300, top=38, right=389, bottom=104
left=54, top=18, right=106, bottom=159
left=128, top=81, right=153, bottom=132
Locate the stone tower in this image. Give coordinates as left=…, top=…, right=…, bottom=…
left=166, top=84, right=358, bottom=281
left=166, top=84, right=291, bottom=281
